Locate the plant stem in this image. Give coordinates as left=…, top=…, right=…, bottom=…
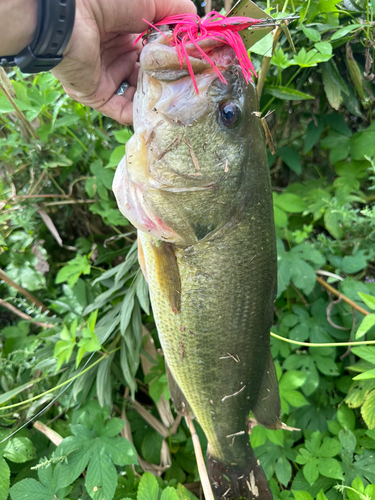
left=316, top=276, right=369, bottom=316
left=186, top=417, right=215, bottom=500
left=0, top=269, right=51, bottom=313
left=270, top=332, right=375, bottom=347
left=0, top=299, right=54, bottom=328
left=64, top=127, right=88, bottom=152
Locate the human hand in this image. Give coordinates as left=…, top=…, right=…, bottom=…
left=52, top=0, right=196, bottom=125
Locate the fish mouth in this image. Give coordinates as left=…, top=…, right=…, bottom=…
left=113, top=155, right=178, bottom=241
left=140, top=31, right=236, bottom=81
left=113, top=150, right=216, bottom=243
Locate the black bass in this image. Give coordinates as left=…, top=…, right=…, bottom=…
left=113, top=28, right=281, bottom=500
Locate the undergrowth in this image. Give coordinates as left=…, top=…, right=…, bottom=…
left=1, top=1, right=375, bottom=499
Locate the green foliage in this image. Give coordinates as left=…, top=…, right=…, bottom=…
left=1, top=0, right=375, bottom=499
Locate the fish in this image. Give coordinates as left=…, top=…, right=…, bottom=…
left=113, top=28, right=281, bottom=500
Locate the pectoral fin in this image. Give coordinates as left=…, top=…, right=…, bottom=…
left=251, top=350, right=281, bottom=429
left=151, top=239, right=181, bottom=314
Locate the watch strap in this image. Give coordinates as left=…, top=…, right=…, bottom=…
left=0, top=0, right=75, bottom=73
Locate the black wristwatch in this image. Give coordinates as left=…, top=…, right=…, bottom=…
left=0, top=0, right=76, bottom=73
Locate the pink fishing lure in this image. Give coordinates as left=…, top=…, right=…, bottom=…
left=135, top=12, right=262, bottom=93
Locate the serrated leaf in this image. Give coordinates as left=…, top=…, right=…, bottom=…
left=99, top=418, right=125, bottom=438
left=137, top=472, right=160, bottom=500
left=175, top=484, right=198, bottom=500
left=160, top=487, right=179, bottom=500
left=292, top=491, right=314, bottom=500
left=318, top=458, right=343, bottom=480
left=276, top=456, right=292, bottom=486
left=85, top=448, right=118, bottom=500
left=100, top=436, right=137, bottom=466
left=361, top=390, right=375, bottom=429
left=303, top=460, right=319, bottom=486
left=318, top=438, right=342, bottom=458
left=0, top=458, right=10, bottom=500
left=290, top=259, right=316, bottom=295
left=316, top=490, right=328, bottom=500
left=10, top=478, right=60, bottom=500
left=4, top=437, right=36, bottom=463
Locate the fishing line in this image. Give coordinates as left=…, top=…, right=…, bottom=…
left=0, top=350, right=99, bottom=443
left=270, top=332, right=375, bottom=347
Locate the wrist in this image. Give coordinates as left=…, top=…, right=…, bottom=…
left=0, top=0, right=38, bottom=56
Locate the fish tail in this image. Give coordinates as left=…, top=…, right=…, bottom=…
left=206, top=437, right=272, bottom=500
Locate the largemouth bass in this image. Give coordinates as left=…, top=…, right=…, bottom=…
left=113, top=29, right=281, bottom=500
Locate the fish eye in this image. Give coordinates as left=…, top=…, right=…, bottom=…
left=219, top=101, right=240, bottom=127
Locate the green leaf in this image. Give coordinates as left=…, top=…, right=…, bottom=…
left=137, top=472, right=160, bottom=500
left=351, top=346, right=375, bottom=365
left=0, top=380, right=35, bottom=405
left=337, top=404, right=355, bottom=431
left=290, top=260, right=316, bottom=296
left=55, top=254, right=91, bottom=288
left=3, top=437, right=36, bottom=463
left=96, top=352, right=114, bottom=408
left=113, top=129, right=132, bottom=144
left=324, top=209, right=343, bottom=239
left=85, top=447, right=118, bottom=500
left=292, top=48, right=332, bottom=67
left=314, top=42, right=332, bottom=55
left=358, top=292, right=375, bottom=310
left=108, top=145, right=125, bottom=168
left=277, top=147, right=302, bottom=174
left=10, top=478, right=61, bottom=500
left=349, top=131, right=375, bottom=161
left=356, top=315, right=375, bottom=339
left=265, top=86, right=314, bottom=101
left=292, top=491, right=314, bottom=500
left=316, top=491, right=328, bottom=500
left=250, top=32, right=273, bottom=56
left=318, top=438, right=342, bottom=458
left=135, top=273, right=150, bottom=315
left=274, top=193, right=306, bottom=213
left=175, top=484, right=198, bottom=500
left=321, top=63, right=341, bottom=110
left=303, top=460, right=319, bottom=486
left=0, top=457, right=10, bottom=500
left=300, top=24, right=321, bottom=42
left=274, top=206, right=288, bottom=228
left=353, top=368, right=375, bottom=380
left=342, top=251, right=368, bottom=274
left=276, top=456, right=292, bottom=486
left=331, top=24, right=363, bottom=41
left=160, top=487, right=179, bottom=500
left=271, top=47, right=291, bottom=68
left=317, top=458, right=343, bottom=480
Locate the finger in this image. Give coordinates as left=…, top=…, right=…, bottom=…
left=100, top=0, right=197, bottom=34
left=98, top=90, right=136, bottom=125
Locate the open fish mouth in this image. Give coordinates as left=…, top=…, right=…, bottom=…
left=113, top=155, right=178, bottom=241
